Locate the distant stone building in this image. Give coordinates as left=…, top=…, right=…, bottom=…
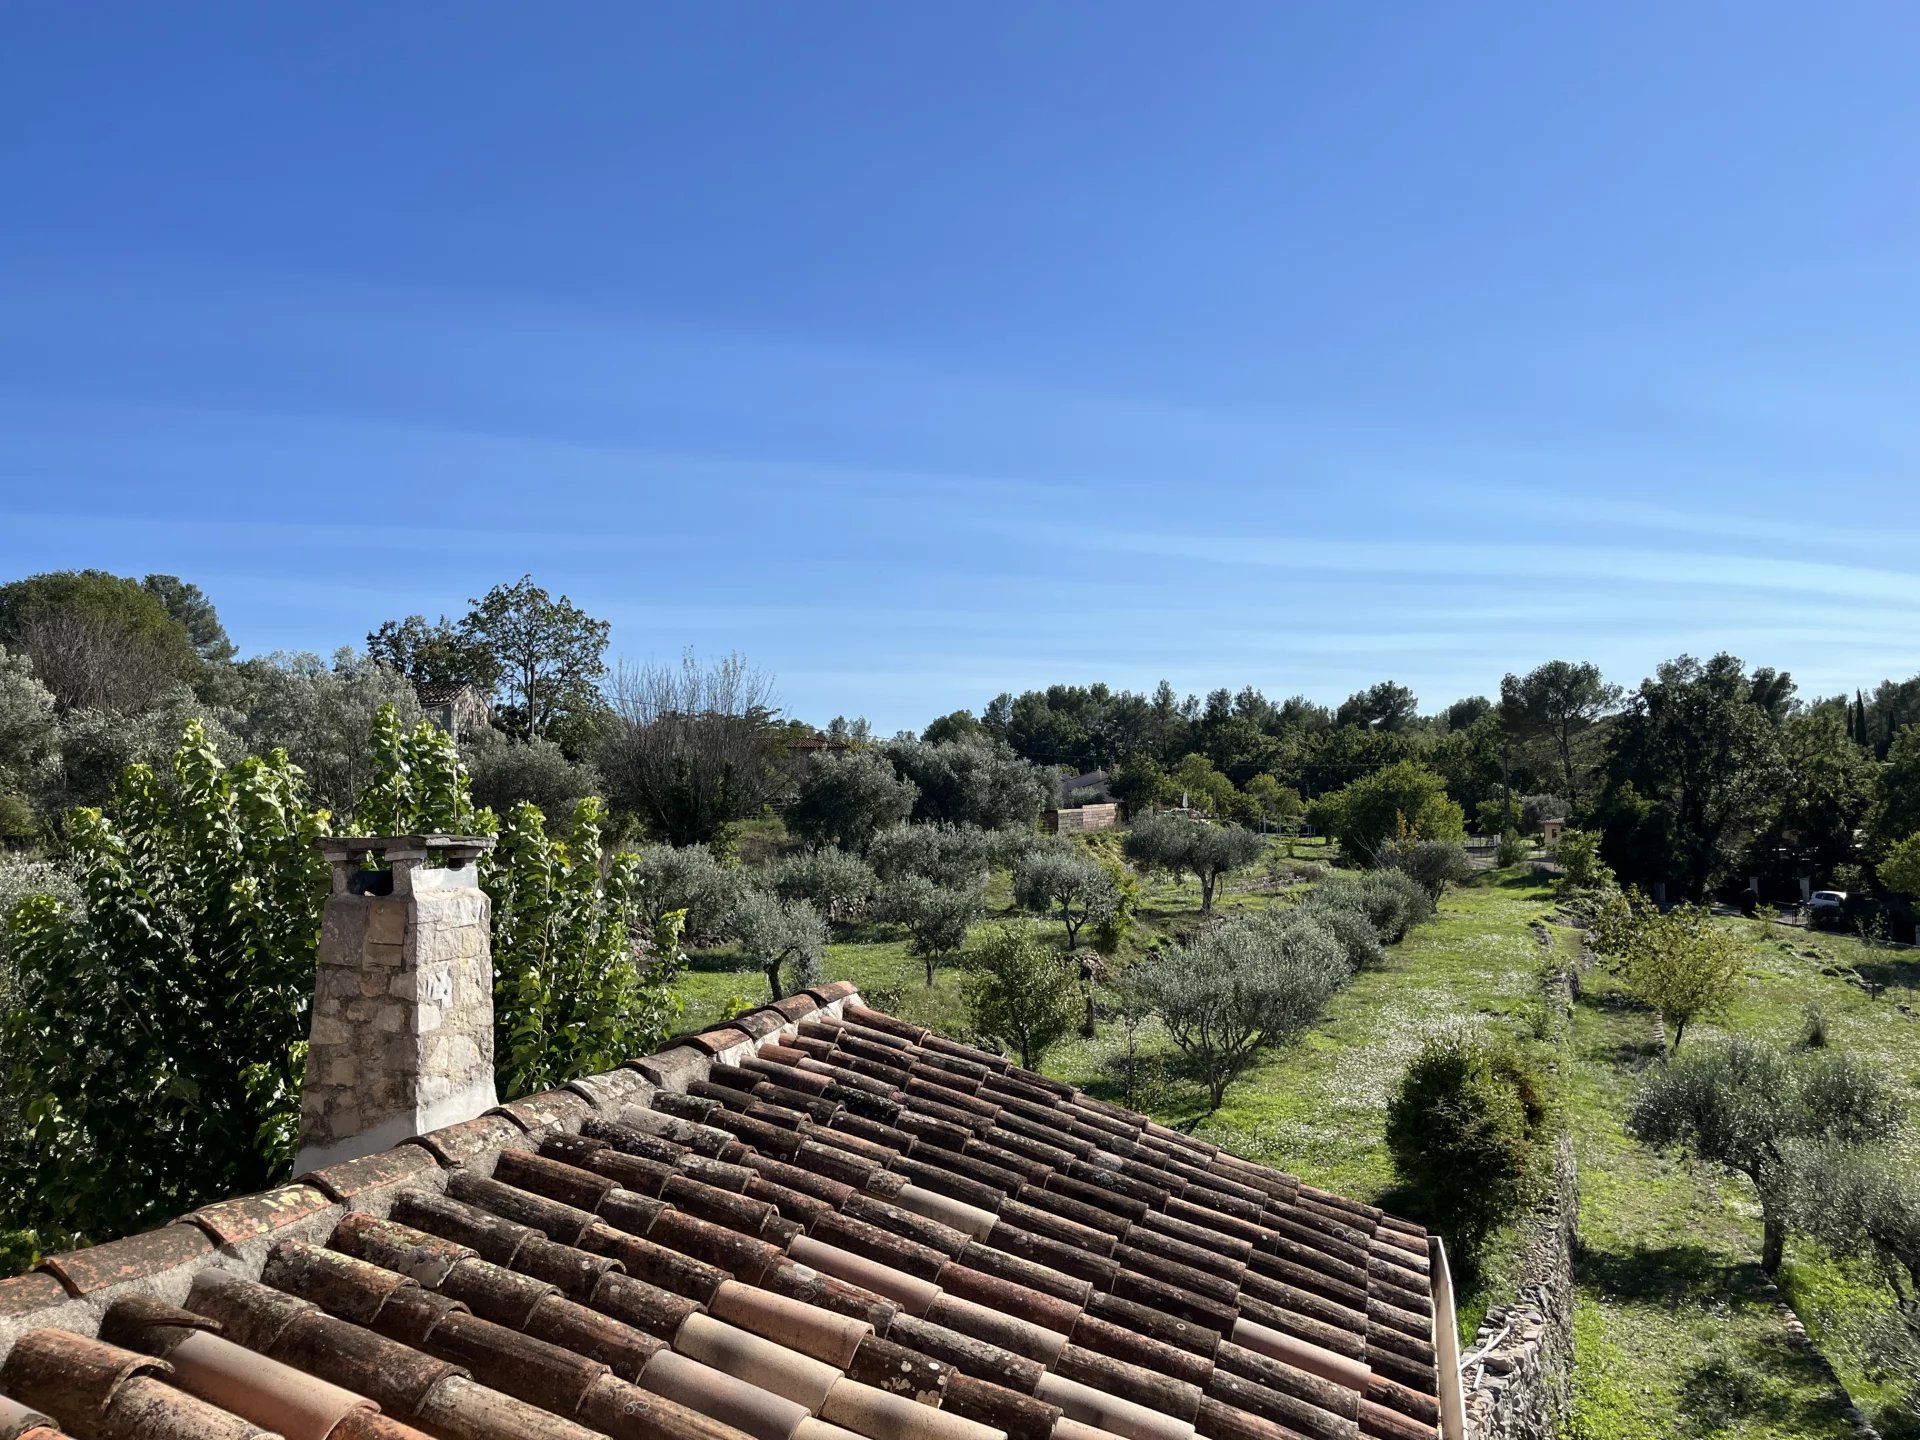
left=413, top=681, right=490, bottom=741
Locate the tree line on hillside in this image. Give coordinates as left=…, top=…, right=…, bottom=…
left=940, top=660, right=1920, bottom=915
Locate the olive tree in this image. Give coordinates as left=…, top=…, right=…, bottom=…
left=629, top=841, right=742, bottom=943
left=770, top=847, right=878, bottom=928
left=1013, top=846, right=1117, bottom=948
left=1124, top=812, right=1265, bottom=911
left=730, top=886, right=827, bottom=999
left=867, top=821, right=993, bottom=888
left=1132, top=911, right=1347, bottom=1110
left=232, top=650, right=425, bottom=814
left=962, top=923, right=1079, bottom=1070
left=878, top=874, right=983, bottom=986
left=1628, top=1037, right=1901, bottom=1272
left=787, top=749, right=917, bottom=853
left=1375, top=838, right=1473, bottom=902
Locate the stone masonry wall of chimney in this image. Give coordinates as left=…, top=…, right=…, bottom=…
left=295, top=836, right=498, bottom=1175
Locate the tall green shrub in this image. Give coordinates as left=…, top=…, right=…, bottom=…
left=0, top=720, right=330, bottom=1248
left=1387, top=1030, right=1547, bottom=1261
left=486, top=797, right=678, bottom=1097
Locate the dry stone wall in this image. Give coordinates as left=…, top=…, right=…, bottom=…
left=1462, top=1134, right=1578, bottom=1440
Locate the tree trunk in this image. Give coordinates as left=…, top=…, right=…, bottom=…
left=1207, top=1075, right=1226, bottom=1111
left=1080, top=978, right=1095, bottom=1039
left=765, top=960, right=782, bottom=1000
left=1201, top=873, right=1216, bottom=912
left=925, top=954, right=935, bottom=987
left=1761, top=1212, right=1784, bottom=1274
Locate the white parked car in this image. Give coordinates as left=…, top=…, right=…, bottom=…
left=1807, top=890, right=1848, bottom=914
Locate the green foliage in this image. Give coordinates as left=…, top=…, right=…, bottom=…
left=1874, top=729, right=1920, bottom=858
left=141, top=575, right=235, bottom=665
left=1309, top=761, right=1465, bottom=864
left=1310, top=869, right=1433, bottom=944
left=0, top=719, right=331, bottom=1247
left=770, top=846, right=878, bottom=927
left=233, top=650, right=425, bottom=813
left=352, top=703, right=491, bottom=836
left=1597, top=654, right=1786, bottom=898
left=730, top=886, right=826, bottom=998
left=461, top=575, right=610, bottom=748
left=1628, top=1035, right=1902, bottom=1272
left=1554, top=827, right=1613, bottom=891
left=787, top=749, right=918, bottom=852
left=1132, top=909, right=1348, bottom=1109
left=0, top=645, right=58, bottom=837
left=1601, top=901, right=1745, bottom=1053
left=1012, top=845, right=1118, bottom=948
left=1241, top=772, right=1304, bottom=831
left=464, top=732, right=604, bottom=822
left=1296, top=890, right=1385, bottom=970
left=877, top=873, right=983, bottom=985
left=1375, top=838, right=1473, bottom=901
left=1091, top=855, right=1139, bottom=955
left=485, top=797, right=674, bottom=1097
left=1171, top=753, right=1237, bottom=817
left=1881, top=833, right=1920, bottom=899
left=0, top=569, right=204, bottom=713
left=1498, top=659, right=1622, bottom=798
left=1387, top=1029, right=1546, bottom=1259
left=883, top=737, right=1055, bottom=830
left=629, top=841, right=742, bottom=942
left=1123, top=812, right=1265, bottom=910
left=1496, top=828, right=1529, bottom=866
left=867, top=821, right=994, bottom=889
left=962, top=922, right=1080, bottom=1070
left=366, top=613, right=501, bottom=691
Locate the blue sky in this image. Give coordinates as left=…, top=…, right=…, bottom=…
left=3, top=3, right=1917, bottom=733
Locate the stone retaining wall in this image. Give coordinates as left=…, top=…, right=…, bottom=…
left=1462, top=1133, right=1578, bottom=1440
left=1463, top=933, right=1580, bottom=1440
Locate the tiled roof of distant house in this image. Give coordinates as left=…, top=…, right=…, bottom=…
left=412, top=681, right=479, bottom=707
left=0, top=986, right=1451, bottom=1440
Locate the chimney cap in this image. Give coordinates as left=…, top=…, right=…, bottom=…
left=314, top=834, right=496, bottom=863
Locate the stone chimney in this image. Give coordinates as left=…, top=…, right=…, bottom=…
left=296, top=834, right=497, bottom=1174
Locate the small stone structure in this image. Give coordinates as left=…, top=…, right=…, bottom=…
left=294, top=834, right=497, bottom=1175
left=1044, top=802, right=1121, bottom=834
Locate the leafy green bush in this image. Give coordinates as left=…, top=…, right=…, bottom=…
left=867, top=821, right=993, bottom=888
left=1297, top=895, right=1384, bottom=971
left=963, top=922, right=1080, bottom=1070
left=629, top=841, right=742, bottom=942
left=1386, top=1029, right=1547, bottom=1259
left=487, top=797, right=676, bottom=1097
left=1497, top=828, right=1530, bottom=867
left=787, top=749, right=918, bottom=853
left=1, top=720, right=330, bottom=1248
left=1308, top=760, right=1465, bottom=864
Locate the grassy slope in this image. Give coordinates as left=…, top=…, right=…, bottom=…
left=666, top=841, right=1916, bottom=1436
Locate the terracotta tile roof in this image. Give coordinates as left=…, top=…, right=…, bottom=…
left=0, top=987, right=1451, bottom=1440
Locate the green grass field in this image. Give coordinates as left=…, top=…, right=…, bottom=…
left=664, top=836, right=1919, bottom=1436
